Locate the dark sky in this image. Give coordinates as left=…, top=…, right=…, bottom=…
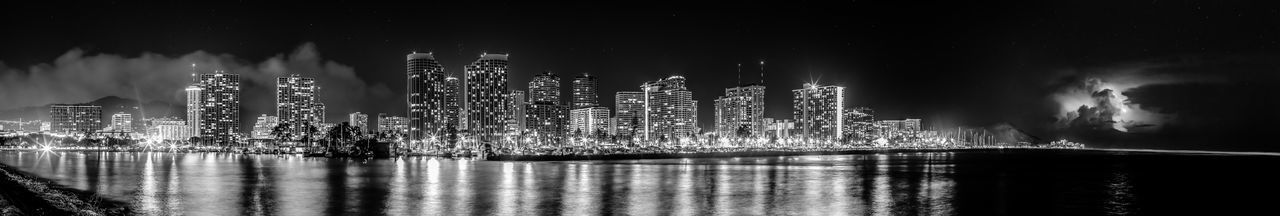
left=3, top=1, right=1279, bottom=150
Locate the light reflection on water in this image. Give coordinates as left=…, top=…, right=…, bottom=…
left=0, top=150, right=1176, bottom=215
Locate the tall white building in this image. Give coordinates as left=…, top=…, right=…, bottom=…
left=714, top=84, right=765, bottom=137
left=465, top=53, right=510, bottom=142
left=185, top=84, right=202, bottom=138
left=407, top=52, right=448, bottom=146
left=197, top=72, right=241, bottom=146
left=277, top=74, right=321, bottom=138
left=792, top=83, right=844, bottom=141
left=50, top=104, right=102, bottom=134
left=569, top=107, right=610, bottom=139
left=641, top=76, right=697, bottom=142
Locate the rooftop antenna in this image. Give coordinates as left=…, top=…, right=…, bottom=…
left=190, top=63, right=198, bottom=83
left=759, top=60, right=766, bottom=85
left=736, top=63, right=742, bottom=86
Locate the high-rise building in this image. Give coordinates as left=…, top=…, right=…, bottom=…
left=348, top=112, right=369, bottom=133
left=185, top=84, right=202, bottom=138
left=464, top=53, right=510, bottom=141
left=407, top=52, right=448, bottom=146
left=251, top=114, right=279, bottom=139
left=197, top=72, right=241, bottom=146
left=377, top=113, right=409, bottom=136
left=526, top=72, right=567, bottom=144
left=640, top=76, right=697, bottom=141
left=444, top=76, right=463, bottom=129
left=110, top=112, right=133, bottom=132
left=525, top=103, right=567, bottom=143
left=714, top=84, right=766, bottom=137
left=614, top=91, right=644, bottom=137
left=792, top=83, right=844, bottom=141
left=505, top=90, right=526, bottom=134
left=569, top=107, right=611, bottom=139
left=276, top=74, right=321, bottom=138
left=528, top=71, right=561, bottom=105
left=50, top=104, right=102, bottom=134
left=572, top=73, right=599, bottom=109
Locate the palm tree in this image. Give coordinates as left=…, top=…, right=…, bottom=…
left=270, top=123, right=292, bottom=146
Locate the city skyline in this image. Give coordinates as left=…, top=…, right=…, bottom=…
left=1, top=1, right=1278, bottom=151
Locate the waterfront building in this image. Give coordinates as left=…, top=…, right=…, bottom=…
left=251, top=114, right=279, bottom=139
left=110, top=112, right=133, bottom=132
left=525, top=103, right=567, bottom=144
left=640, top=76, right=697, bottom=142
left=185, top=84, right=202, bottom=138
left=444, top=76, right=463, bottom=129
left=792, top=83, right=844, bottom=141
left=614, top=91, right=644, bottom=138
left=50, top=104, right=102, bottom=135
left=407, top=52, right=448, bottom=146
left=572, top=73, right=599, bottom=109
left=277, top=74, right=321, bottom=138
left=348, top=112, right=369, bottom=133
left=569, top=106, right=611, bottom=139
left=197, top=72, right=241, bottom=146
left=377, top=113, right=409, bottom=136
left=506, top=90, right=526, bottom=134
left=465, top=53, right=510, bottom=142
left=714, top=84, right=766, bottom=137
left=150, top=119, right=191, bottom=141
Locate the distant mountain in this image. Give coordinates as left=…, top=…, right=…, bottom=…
left=0, top=96, right=184, bottom=124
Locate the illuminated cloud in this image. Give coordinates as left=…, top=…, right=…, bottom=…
left=1049, top=61, right=1222, bottom=133
left=0, top=43, right=395, bottom=123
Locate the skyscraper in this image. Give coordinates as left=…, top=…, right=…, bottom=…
left=444, top=76, right=463, bottom=129
left=50, top=104, right=101, bottom=134
left=528, top=71, right=561, bottom=105
left=276, top=74, right=320, bottom=138
left=714, top=84, right=766, bottom=137
left=185, top=84, right=202, bottom=139
left=407, top=52, right=448, bottom=146
left=349, top=112, right=369, bottom=133
left=526, top=71, right=567, bottom=144
left=614, top=91, right=644, bottom=138
left=465, top=53, right=510, bottom=142
left=198, top=72, right=241, bottom=146
left=572, top=73, right=599, bottom=109
left=506, top=90, right=526, bottom=134
left=641, top=76, right=696, bottom=142
left=792, top=83, right=844, bottom=141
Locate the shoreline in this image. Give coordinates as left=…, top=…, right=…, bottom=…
left=0, top=163, right=132, bottom=215
left=487, top=147, right=1087, bottom=161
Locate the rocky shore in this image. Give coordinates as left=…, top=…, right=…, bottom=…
left=0, top=163, right=131, bottom=215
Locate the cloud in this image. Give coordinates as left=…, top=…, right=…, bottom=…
left=0, top=43, right=396, bottom=127
left=1047, top=59, right=1227, bottom=133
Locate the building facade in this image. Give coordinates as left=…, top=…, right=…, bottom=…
left=714, top=84, right=766, bottom=137
left=640, top=76, right=697, bottom=141
left=792, top=83, right=844, bottom=141
left=407, top=52, right=448, bottom=146
left=505, top=90, right=526, bottom=134
left=377, top=113, right=409, bottom=136
left=464, top=53, right=510, bottom=142
left=50, top=104, right=102, bottom=134
left=444, top=76, right=463, bottom=129
left=572, top=73, right=599, bottom=109
left=348, top=112, right=369, bottom=133
left=251, top=114, right=279, bottom=139
left=528, top=71, right=561, bottom=105
left=614, top=91, right=644, bottom=137
left=110, top=112, right=133, bottom=132
left=277, top=74, right=321, bottom=138
left=185, top=84, right=202, bottom=138
left=569, top=107, right=611, bottom=139
left=197, top=72, right=241, bottom=146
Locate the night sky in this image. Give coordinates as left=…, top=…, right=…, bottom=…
left=3, top=1, right=1279, bottom=151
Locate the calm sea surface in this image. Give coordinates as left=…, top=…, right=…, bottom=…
left=1, top=150, right=1276, bottom=215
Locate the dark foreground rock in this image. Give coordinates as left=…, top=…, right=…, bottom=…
left=0, top=163, right=132, bottom=215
